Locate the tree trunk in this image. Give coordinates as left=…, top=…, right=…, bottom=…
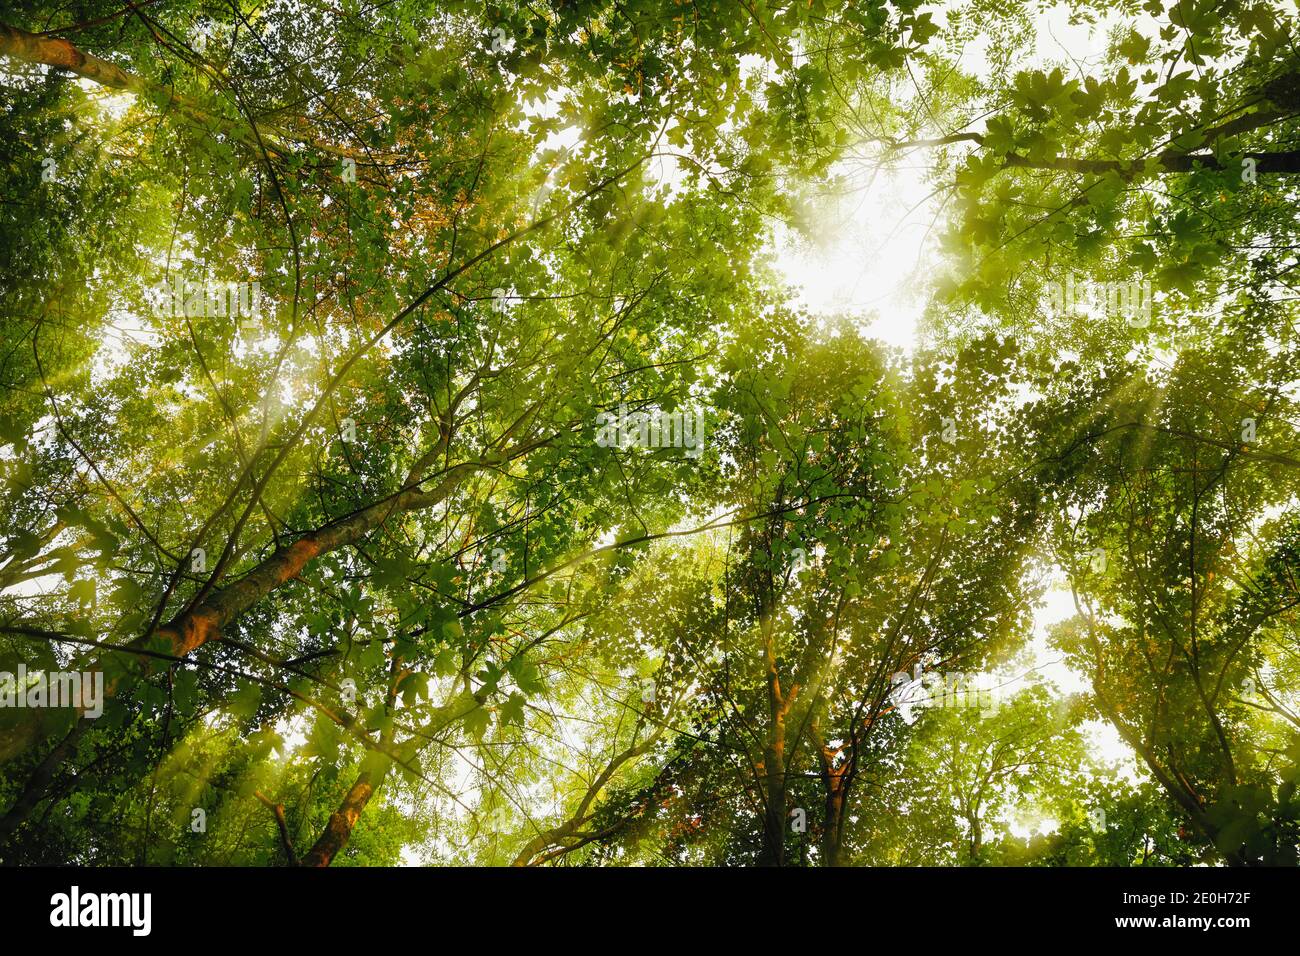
left=298, top=768, right=384, bottom=867
left=810, top=723, right=852, bottom=867
left=968, top=816, right=982, bottom=863
left=821, top=784, right=845, bottom=866
left=0, top=22, right=142, bottom=90
left=758, top=615, right=796, bottom=866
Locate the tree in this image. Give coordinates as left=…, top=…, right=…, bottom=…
left=1, top=0, right=1298, bottom=869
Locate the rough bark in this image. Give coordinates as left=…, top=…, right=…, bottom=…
left=816, top=743, right=848, bottom=867
left=298, top=769, right=383, bottom=867
left=0, top=22, right=142, bottom=90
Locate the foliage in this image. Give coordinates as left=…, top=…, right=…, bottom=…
left=0, top=0, right=1297, bottom=867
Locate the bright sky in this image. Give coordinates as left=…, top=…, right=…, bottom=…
left=773, top=161, right=939, bottom=350
left=773, top=3, right=1127, bottom=350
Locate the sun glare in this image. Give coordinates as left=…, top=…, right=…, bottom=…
left=773, top=162, right=940, bottom=350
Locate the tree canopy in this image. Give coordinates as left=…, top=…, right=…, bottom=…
left=0, top=0, right=1298, bottom=867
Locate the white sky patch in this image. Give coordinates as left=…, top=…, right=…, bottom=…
left=939, top=1, right=1136, bottom=78
left=78, top=79, right=136, bottom=121
left=91, top=311, right=157, bottom=384
left=1007, top=812, right=1060, bottom=841
left=773, top=161, right=941, bottom=351
left=399, top=844, right=424, bottom=866
left=1019, top=571, right=1145, bottom=774
left=1, top=570, right=67, bottom=599
left=1025, top=579, right=1088, bottom=696
left=1084, top=718, right=1144, bottom=783
left=1030, top=3, right=1122, bottom=69
left=647, top=127, right=687, bottom=200
left=273, top=714, right=309, bottom=758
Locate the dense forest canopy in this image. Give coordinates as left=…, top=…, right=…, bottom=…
left=0, top=0, right=1297, bottom=867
